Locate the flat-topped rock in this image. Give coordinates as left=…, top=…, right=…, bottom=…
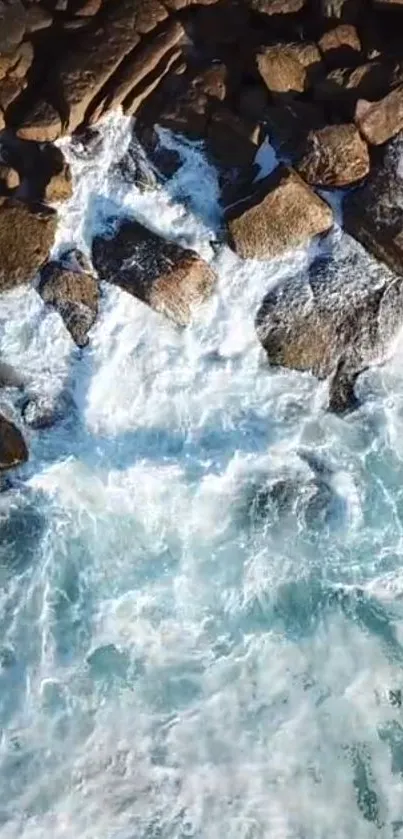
left=92, top=219, right=216, bottom=326
left=226, top=166, right=333, bottom=260
left=257, top=43, right=322, bottom=97
left=355, top=85, right=403, bottom=144
left=0, top=198, right=57, bottom=290
left=297, top=123, right=370, bottom=187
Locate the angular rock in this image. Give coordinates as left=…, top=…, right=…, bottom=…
left=92, top=220, right=216, bottom=326
left=16, top=99, right=62, bottom=143
left=38, top=251, right=99, bottom=347
left=0, top=414, right=28, bottom=471
left=297, top=123, right=370, bottom=187
left=314, top=61, right=395, bottom=118
left=226, top=166, right=333, bottom=260
left=75, top=0, right=102, bottom=15
left=355, top=85, right=403, bottom=145
left=21, top=389, right=75, bottom=430
left=0, top=198, right=57, bottom=291
left=257, top=43, right=322, bottom=96
left=318, top=24, right=362, bottom=68
left=344, top=133, right=403, bottom=274
left=255, top=235, right=402, bottom=410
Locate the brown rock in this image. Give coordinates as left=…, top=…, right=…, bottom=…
left=39, top=252, right=99, bottom=347
left=75, top=0, right=102, bottom=15
left=0, top=109, right=5, bottom=131
left=318, top=24, right=361, bottom=68
left=226, top=165, right=333, bottom=260
left=257, top=43, right=322, bottom=97
left=297, top=123, right=370, bottom=187
left=92, top=219, right=216, bottom=326
left=0, top=77, right=24, bottom=111
left=44, top=162, right=73, bottom=204
left=8, top=41, right=34, bottom=80
left=0, top=414, right=28, bottom=471
left=355, top=85, right=403, bottom=144
left=0, top=0, right=26, bottom=55
left=25, top=5, right=53, bottom=33
left=0, top=164, right=20, bottom=191
left=0, top=198, right=57, bottom=291
left=16, top=99, right=62, bottom=142
left=123, top=49, right=183, bottom=117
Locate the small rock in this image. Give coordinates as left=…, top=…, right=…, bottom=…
left=318, top=24, right=362, bottom=68
left=0, top=164, right=19, bottom=191
left=92, top=219, right=216, bottom=326
left=0, top=198, right=57, bottom=291
left=0, top=414, right=28, bottom=471
left=355, top=85, right=403, bottom=145
left=21, top=390, right=75, bottom=429
left=43, top=161, right=73, bottom=204
left=226, top=165, right=333, bottom=260
left=76, top=0, right=102, bottom=15
left=16, top=99, right=62, bottom=143
left=38, top=254, right=99, bottom=347
left=297, top=123, right=370, bottom=187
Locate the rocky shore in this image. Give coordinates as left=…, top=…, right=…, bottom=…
left=2, top=0, right=403, bottom=471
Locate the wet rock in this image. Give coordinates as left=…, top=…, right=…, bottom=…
left=318, top=24, right=362, bottom=68
left=226, top=165, right=333, bottom=260
left=92, top=219, right=216, bottom=326
left=114, top=135, right=158, bottom=191
left=38, top=252, right=99, bottom=347
left=344, top=133, right=403, bottom=274
left=355, top=85, right=403, bottom=144
left=0, top=198, right=57, bottom=291
left=255, top=236, right=402, bottom=410
left=0, top=493, right=45, bottom=571
left=0, top=414, right=28, bottom=470
left=135, top=125, right=182, bottom=179
left=0, top=361, right=26, bottom=389
left=264, top=100, right=326, bottom=159
left=256, top=43, right=323, bottom=97
left=297, top=123, right=370, bottom=187
left=21, top=389, right=75, bottom=429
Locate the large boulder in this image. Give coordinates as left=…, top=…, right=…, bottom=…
left=226, top=166, right=333, bottom=260
left=297, top=123, right=370, bottom=187
left=256, top=43, right=322, bottom=97
left=0, top=198, right=57, bottom=291
left=355, top=84, right=403, bottom=144
left=344, top=133, right=403, bottom=274
left=0, top=414, right=28, bottom=471
left=255, top=235, right=402, bottom=411
left=92, top=220, right=216, bottom=326
left=38, top=251, right=99, bottom=347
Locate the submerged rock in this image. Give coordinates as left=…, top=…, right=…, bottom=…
left=0, top=414, right=28, bottom=470
left=38, top=251, right=99, bottom=348
left=255, top=236, right=402, bottom=411
left=0, top=198, right=56, bottom=291
left=92, top=219, right=216, bottom=326
left=226, top=165, right=333, bottom=260
left=21, top=389, right=75, bottom=430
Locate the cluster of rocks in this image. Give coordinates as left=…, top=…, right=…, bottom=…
left=3, top=0, right=403, bottom=471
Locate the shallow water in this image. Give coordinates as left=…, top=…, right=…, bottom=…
left=1, top=113, right=403, bottom=838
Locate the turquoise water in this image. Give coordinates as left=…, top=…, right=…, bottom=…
left=0, top=114, right=403, bottom=837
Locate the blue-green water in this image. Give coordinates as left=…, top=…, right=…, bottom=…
left=0, top=114, right=403, bottom=838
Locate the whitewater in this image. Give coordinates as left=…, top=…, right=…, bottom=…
left=0, top=112, right=403, bottom=838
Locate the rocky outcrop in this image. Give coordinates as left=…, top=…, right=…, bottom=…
left=38, top=251, right=99, bottom=347
left=92, top=219, right=216, bottom=326
left=297, top=123, right=370, bottom=187
left=255, top=235, right=402, bottom=411
left=226, top=166, right=333, bottom=260
left=0, top=198, right=57, bottom=291
left=0, top=414, right=28, bottom=470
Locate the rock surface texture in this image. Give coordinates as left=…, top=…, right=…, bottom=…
left=92, top=219, right=217, bottom=326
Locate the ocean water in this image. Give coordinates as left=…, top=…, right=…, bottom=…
left=0, top=112, right=403, bottom=838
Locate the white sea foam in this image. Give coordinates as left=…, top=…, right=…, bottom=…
left=0, top=111, right=402, bottom=838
